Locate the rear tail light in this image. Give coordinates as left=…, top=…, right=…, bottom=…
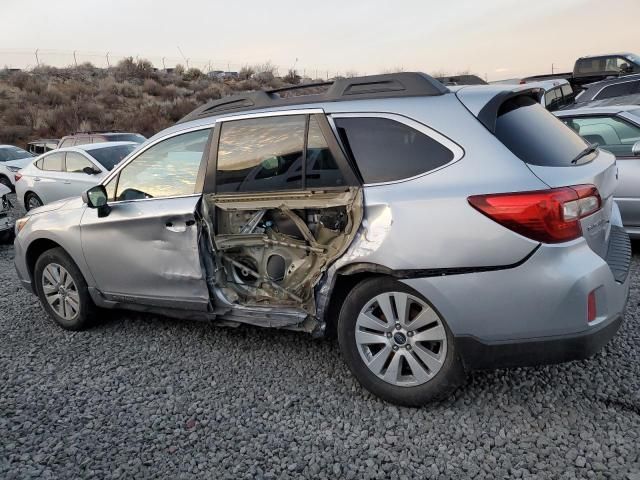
left=14, top=173, right=22, bottom=183
left=468, top=184, right=601, bottom=243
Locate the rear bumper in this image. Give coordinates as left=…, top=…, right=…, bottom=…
left=455, top=313, right=623, bottom=370
left=401, top=227, right=631, bottom=371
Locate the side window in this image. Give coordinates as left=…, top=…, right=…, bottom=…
left=563, top=116, right=640, bottom=157
left=41, top=152, right=64, bottom=171
left=216, top=115, right=305, bottom=193
left=65, top=152, right=95, bottom=173
left=334, top=117, right=455, bottom=184
left=114, top=129, right=210, bottom=201
left=597, top=82, right=638, bottom=100
left=35, top=158, right=43, bottom=169
left=59, top=139, right=75, bottom=148
left=306, top=116, right=346, bottom=188
left=544, top=89, right=559, bottom=109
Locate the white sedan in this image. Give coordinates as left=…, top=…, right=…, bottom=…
left=0, top=145, right=35, bottom=190
left=15, top=142, right=137, bottom=211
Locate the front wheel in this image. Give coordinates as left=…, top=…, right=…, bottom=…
left=337, top=277, right=464, bottom=406
left=0, top=229, right=15, bottom=244
left=34, top=247, right=96, bottom=330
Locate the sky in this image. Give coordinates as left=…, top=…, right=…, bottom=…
left=1, top=0, right=638, bottom=81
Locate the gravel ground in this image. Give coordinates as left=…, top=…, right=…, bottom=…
left=0, top=195, right=639, bottom=479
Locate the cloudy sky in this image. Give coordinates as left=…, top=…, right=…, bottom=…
left=1, top=0, right=638, bottom=80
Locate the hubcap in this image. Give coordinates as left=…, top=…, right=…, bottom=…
left=28, top=196, right=42, bottom=210
left=355, top=291, right=447, bottom=387
left=41, top=263, right=80, bottom=321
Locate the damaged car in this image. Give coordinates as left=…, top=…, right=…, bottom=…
left=13, top=73, right=631, bottom=406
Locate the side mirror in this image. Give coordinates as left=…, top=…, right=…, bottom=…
left=633, top=141, right=640, bottom=157
left=82, top=185, right=111, bottom=217
left=82, top=166, right=100, bottom=175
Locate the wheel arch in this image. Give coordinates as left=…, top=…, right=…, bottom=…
left=25, top=238, right=67, bottom=283
left=322, top=263, right=395, bottom=338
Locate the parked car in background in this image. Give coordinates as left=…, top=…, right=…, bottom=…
left=521, top=52, right=640, bottom=88
left=16, top=142, right=137, bottom=211
left=12, top=73, right=630, bottom=406
left=0, top=183, right=14, bottom=243
left=0, top=145, right=34, bottom=190
left=555, top=105, right=640, bottom=237
left=57, top=132, right=145, bottom=149
left=526, top=79, right=576, bottom=111
left=27, top=139, right=59, bottom=155
left=435, top=74, right=487, bottom=86
left=574, top=74, right=640, bottom=105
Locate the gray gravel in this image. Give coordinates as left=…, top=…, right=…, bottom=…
left=1, top=195, right=639, bottom=479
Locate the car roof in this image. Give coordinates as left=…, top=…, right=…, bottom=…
left=555, top=104, right=640, bottom=116
left=0, top=144, right=27, bottom=149
left=578, top=52, right=636, bottom=60
left=55, top=141, right=137, bottom=154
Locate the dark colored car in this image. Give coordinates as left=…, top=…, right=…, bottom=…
left=521, top=53, right=640, bottom=88
left=58, top=132, right=146, bottom=149
left=574, top=74, right=640, bottom=105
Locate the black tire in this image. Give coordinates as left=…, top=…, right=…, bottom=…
left=25, top=192, right=43, bottom=211
left=0, top=176, right=13, bottom=192
left=337, top=277, right=464, bottom=406
left=34, top=247, right=96, bottom=330
left=0, top=229, right=15, bottom=244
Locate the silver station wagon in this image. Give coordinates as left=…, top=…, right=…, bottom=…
left=14, top=73, right=631, bottom=406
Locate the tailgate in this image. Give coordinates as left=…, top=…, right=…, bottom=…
left=527, top=150, right=617, bottom=258
left=456, top=86, right=619, bottom=259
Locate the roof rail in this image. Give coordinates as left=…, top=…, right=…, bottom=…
left=178, top=72, right=449, bottom=124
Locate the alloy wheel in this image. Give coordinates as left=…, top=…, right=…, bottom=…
left=27, top=195, right=42, bottom=210
left=41, top=263, right=80, bottom=321
left=355, top=291, right=447, bottom=387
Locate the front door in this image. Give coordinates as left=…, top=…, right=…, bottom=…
left=80, top=128, right=213, bottom=310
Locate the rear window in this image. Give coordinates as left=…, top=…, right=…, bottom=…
left=495, top=95, right=588, bottom=166
left=0, top=146, right=33, bottom=161
left=334, top=117, right=454, bottom=184
left=87, top=144, right=136, bottom=170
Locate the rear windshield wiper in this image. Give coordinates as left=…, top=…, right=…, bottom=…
left=570, top=144, right=598, bottom=165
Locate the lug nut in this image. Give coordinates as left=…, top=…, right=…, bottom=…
left=395, top=323, right=402, bottom=330
left=406, top=345, right=412, bottom=351
left=392, top=345, right=399, bottom=351
left=386, top=332, right=392, bottom=338
left=407, top=331, right=414, bottom=337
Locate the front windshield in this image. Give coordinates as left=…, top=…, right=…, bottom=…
left=87, top=144, right=137, bottom=171
left=0, top=146, right=33, bottom=162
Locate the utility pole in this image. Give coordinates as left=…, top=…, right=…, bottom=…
left=34, top=49, right=39, bottom=67
left=162, top=57, right=166, bottom=70
left=73, top=50, right=78, bottom=67
left=106, top=52, right=110, bottom=68
left=552, top=63, right=555, bottom=74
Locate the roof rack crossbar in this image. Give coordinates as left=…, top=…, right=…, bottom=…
left=178, top=72, right=449, bottom=124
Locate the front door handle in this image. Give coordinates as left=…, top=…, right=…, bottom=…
left=34, top=177, right=41, bottom=182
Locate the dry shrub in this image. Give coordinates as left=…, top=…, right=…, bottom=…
left=195, top=85, right=222, bottom=103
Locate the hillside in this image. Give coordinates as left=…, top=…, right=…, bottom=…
left=0, top=58, right=299, bottom=147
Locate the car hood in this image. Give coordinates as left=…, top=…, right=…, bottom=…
left=5, top=157, right=34, bottom=168
left=26, top=196, right=85, bottom=216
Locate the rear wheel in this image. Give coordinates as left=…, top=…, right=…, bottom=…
left=34, top=248, right=96, bottom=330
left=0, top=176, right=13, bottom=191
left=25, top=192, right=43, bottom=211
left=337, top=277, right=464, bottom=406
